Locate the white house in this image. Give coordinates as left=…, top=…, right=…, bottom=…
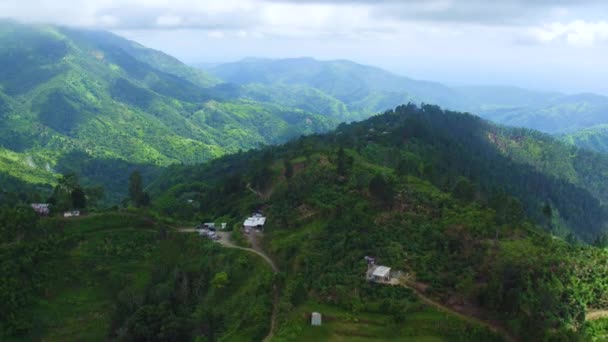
left=371, top=266, right=391, bottom=282
left=244, top=214, right=266, bottom=230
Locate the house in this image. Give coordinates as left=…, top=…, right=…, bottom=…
left=371, top=266, right=391, bottom=282
left=63, top=210, right=80, bottom=218
left=243, top=213, right=266, bottom=230
left=31, top=203, right=50, bottom=216
left=311, top=312, right=322, bottom=326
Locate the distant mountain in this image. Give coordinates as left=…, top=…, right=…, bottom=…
left=208, top=58, right=608, bottom=134
left=208, top=57, right=461, bottom=118
left=0, top=22, right=337, bottom=200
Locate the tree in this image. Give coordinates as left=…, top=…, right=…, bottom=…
left=369, top=174, right=395, bottom=207
left=543, top=203, right=553, bottom=233
left=452, top=177, right=475, bottom=202
left=284, top=160, right=293, bottom=180
left=71, top=186, right=87, bottom=209
left=211, top=272, right=229, bottom=289
left=129, top=171, right=150, bottom=207
left=336, top=147, right=353, bottom=177
left=50, top=173, right=81, bottom=212
left=85, top=186, right=105, bottom=207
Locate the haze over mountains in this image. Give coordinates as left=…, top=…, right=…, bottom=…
left=207, top=57, right=608, bottom=135
left=2, top=20, right=608, bottom=200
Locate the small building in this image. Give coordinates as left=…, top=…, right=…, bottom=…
left=244, top=214, right=266, bottom=230
left=311, top=312, right=322, bottom=326
left=372, top=266, right=391, bottom=282
left=31, top=203, right=50, bottom=216
left=221, top=223, right=227, bottom=230
left=63, top=210, right=80, bottom=218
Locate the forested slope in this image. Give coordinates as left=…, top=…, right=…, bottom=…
left=149, top=103, right=608, bottom=340
left=0, top=212, right=274, bottom=341
left=0, top=21, right=339, bottom=199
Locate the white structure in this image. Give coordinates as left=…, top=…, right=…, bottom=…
left=63, top=210, right=80, bottom=218
left=31, top=203, right=50, bottom=216
left=372, top=266, right=391, bottom=282
left=221, top=223, right=227, bottom=230
left=244, top=214, right=266, bottom=230
left=311, top=312, right=322, bottom=326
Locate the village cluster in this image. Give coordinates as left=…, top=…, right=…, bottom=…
left=197, top=213, right=267, bottom=240
left=30, top=203, right=80, bottom=218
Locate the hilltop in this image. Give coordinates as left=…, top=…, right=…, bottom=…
left=148, top=104, right=608, bottom=340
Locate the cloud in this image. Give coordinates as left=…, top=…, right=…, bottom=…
left=526, top=20, right=608, bottom=46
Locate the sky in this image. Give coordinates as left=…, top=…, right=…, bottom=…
left=1, top=0, right=608, bottom=95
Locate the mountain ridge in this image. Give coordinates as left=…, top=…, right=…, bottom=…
left=207, top=57, right=608, bottom=135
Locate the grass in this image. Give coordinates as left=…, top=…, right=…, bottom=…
left=273, top=302, right=502, bottom=342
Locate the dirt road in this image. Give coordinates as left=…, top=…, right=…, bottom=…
left=399, top=279, right=517, bottom=342
left=176, top=228, right=279, bottom=341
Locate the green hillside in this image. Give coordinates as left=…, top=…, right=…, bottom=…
left=148, top=104, right=608, bottom=340
left=208, top=58, right=608, bottom=134
left=0, top=22, right=339, bottom=200
left=1, top=212, right=274, bottom=341
left=563, top=124, right=608, bottom=154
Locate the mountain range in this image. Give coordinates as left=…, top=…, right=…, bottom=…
left=2, top=20, right=608, bottom=202
left=207, top=57, right=608, bottom=135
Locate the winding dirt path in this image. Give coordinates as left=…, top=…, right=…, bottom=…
left=175, top=228, right=279, bottom=341
left=178, top=226, right=523, bottom=341
left=399, top=279, right=517, bottom=342
left=586, top=310, right=608, bottom=321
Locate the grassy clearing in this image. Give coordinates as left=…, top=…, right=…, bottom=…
left=273, top=302, right=502, bottom=342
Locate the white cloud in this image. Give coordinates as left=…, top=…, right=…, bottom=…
left=529, top=20, right=608, bottom=46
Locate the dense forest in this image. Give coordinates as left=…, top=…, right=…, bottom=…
left=0, top=209, right=274, bottom=341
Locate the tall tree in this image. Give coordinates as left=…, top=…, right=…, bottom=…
left=129, top=171, right=149, bottom=207
left=71, top=186, right=87, bottom=209
left=284, top=159, right=293, bottom=180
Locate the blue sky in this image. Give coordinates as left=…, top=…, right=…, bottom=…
left=2, top=0, right=608, bottom=94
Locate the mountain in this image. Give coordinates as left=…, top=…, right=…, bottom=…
left=149, top=104, right=608, bottom=340
left=563, top=124, right=608, bottom=154
left=208, top=57, right=462, bottom=118
left=208, top=58, right=608, bottom=134
left=0, top=22, right=339, bottom=200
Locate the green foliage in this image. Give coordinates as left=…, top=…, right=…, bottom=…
left=152, top=103, right=608, bottom=340
left=129, top=170, right=150, bottom=207
left=0, top=212, right=274, bottom=341
left=563, top=124, right=608, bottom=154
left=0, top=22, right=337, bottom=201
left=209, top=58, right=608, bottom=134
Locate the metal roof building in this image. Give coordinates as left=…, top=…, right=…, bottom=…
left=372, top=266, right=391, bottom=282
left=244, top=214, right=266, bottom=229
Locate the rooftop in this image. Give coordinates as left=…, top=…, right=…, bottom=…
left=244, top=215, right=266, bottom=227
left=372, top=266, right=391, bottom=278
